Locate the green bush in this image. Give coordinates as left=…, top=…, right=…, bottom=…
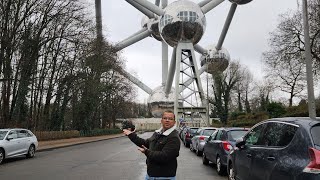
left=35, top=130, right=80, bottom=141
left=230, top=111, right=247, bottom=120
left=267, top=102, right=286, bottom=118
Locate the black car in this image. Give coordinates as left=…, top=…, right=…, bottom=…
left=202, top=127, right=248, bottom=175
left=182, top=127, right=199, bottom=147
left=227, top=117, right=320, bottom=180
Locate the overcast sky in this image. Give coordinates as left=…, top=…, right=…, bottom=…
left=100, top=0, right=299, bottom=103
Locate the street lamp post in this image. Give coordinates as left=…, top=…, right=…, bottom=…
left=302, top=0, right=317, bottom=119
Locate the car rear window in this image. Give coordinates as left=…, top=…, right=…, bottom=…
left=311, top=125, right=320, bottom=150
left=190, top=128, right=198, bottom=133
left=228, top=130, right=247, bottom=141
left=0, top=131, right=8, bottom=140
left=203, top=129, right=215, bottom=136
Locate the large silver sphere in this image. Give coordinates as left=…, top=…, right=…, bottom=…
left=148, top=85, right=175, bottom=118
left=141, top=17, right=162, bottom=41
left=200, top=45, right=230, bottom=74
left=159, top=0, right=206, bottom=47
left=229, top=0, right=252, bottom=5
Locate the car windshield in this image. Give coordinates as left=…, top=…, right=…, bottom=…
left=228, top=130, right=248, bottom=141
left=311, top=125, right=320, bottom=150
left=203, top=129, right=215, bottom=136
left=0, top=131, right=8, bottom=140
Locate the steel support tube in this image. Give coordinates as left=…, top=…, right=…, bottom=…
left=302, top=0, right=316, bottom=119
left=198, top=0, right=213, bottom=7
left=202, top=0, right=225, bottom=14
left=216, top=3, right=237, bottom=50
left=165, top=48, right=176, bottom=97
left=132, top=0, right=164, bottom=16
left=155, top=0, right=160, bottom=6
left=116, top=29, right=151, bottom=51
left=126, top=0, right=155, bottom=18
left=194, top=44, right=207, bottom=55
left=118, top=70, right=153, bottom=95
left=162, top=42, right=168, bottom=86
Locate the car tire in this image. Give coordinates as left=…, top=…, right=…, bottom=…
left=184, top=141, right=189, bottom=148
left=202, top=153, right=209, bottom=165
left=26, top=145, right=35, bottom=158
left=189, top=143, right=194, bottom=152
left=228, top=162, right=236, bottom=180
left=196, top=146, right=202, bottom=156
left=0, top=149, right=4, bottom=164
left=216, top=156, right=226, bottom=175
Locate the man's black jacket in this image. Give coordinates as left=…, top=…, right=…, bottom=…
left=128, top=129, right=180, bottom=177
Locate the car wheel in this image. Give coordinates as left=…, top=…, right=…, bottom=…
left=228, top=162, right=236, bottom=180
left=0, top=149, right=4, bottom=164
left=202, top=153, right=209, bottom=165
left=216, top=156, right=226, bottom=175
left=189, top=143, right=194, bottom=152
left=184, top=141, right=189, bottom=147
left=26, top=145, right=35, bottom=158
left=196, top=146, right=202, bottom=156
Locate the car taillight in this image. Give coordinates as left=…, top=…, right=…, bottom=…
left=222, top=141, right=232, bottom=151
left=303, top=147, right=320, bottom=174
left=185, top=132, right=190, bottom=138
left=199, top=136, right=205, bottom=141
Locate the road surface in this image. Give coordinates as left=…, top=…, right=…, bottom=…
left=0, top=132, right=227, bottom=180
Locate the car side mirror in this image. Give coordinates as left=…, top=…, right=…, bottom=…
left=235, top=137, right=245, bottom=149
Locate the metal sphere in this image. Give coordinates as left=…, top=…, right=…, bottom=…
left=141, top=17, right=162, bottom=41
left=148, top=85, right=175, bottom=118
left=159, top=0, right=206, bottom=47
left=228, top=0, right=252, bottom=5
left=200, top=45, right=230, bottom=74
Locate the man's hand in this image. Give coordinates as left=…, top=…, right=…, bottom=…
left=138, top=145, right=148, bottom=154
left=123, top=129, right=134, bottom=136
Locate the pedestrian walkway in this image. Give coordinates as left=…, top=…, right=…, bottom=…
left=37, top=133, right=125, bottom=151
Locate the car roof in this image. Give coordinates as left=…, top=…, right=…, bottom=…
left=218, top=127, right=249, bottom=131
left=0, top=128, right=28, bottom=131
left=260, top=117, right=320, bottom=128
left=199, top=127, right=217, bottom=130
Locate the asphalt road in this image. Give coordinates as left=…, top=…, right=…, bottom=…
left=0, top=132, right=227, bottom=180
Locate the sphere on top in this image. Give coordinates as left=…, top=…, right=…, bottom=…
left=229, top=0, right=252, bottom=5
left=141, top=16, right=162, bottom=41
left=148, top=85, right=175, bottom=118
left=159, top=0, right=206, bottom=47
left=200, top=45, right=230, bottom=74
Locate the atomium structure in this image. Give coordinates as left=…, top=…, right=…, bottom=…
left=113, top=0, right=252, bottom=125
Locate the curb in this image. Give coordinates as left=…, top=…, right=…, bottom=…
left=37, top=134, right=125, bottom=152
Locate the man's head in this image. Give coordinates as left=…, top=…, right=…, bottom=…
left=161, top=110, right=176, bottom=130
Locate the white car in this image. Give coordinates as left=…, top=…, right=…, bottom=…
left=0, top=128, right=38, bottom=164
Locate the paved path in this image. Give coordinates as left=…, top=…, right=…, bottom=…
left=37, top=133, right=125, bottom=151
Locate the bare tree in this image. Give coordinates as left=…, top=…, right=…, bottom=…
left=210, top=61, right=243, bottom=125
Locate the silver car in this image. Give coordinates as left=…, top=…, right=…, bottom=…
left=0, top=128, right=38, bottom=164
left=190, top=127, right=217, bottom=156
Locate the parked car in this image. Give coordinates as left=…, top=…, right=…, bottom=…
left=179, top=126, right=187, bottom=140
left=182, top=127, right=200, bottom=147
left=0, top=128, right=38, bottom=164
left=202, top=127, right=249, bottom=175
left=190, top=127, right=217, bottom=156
left=227, top=117, right=320, bottom=180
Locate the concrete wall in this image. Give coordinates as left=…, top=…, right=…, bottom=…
left=132, top=118, right=162, bottom=131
